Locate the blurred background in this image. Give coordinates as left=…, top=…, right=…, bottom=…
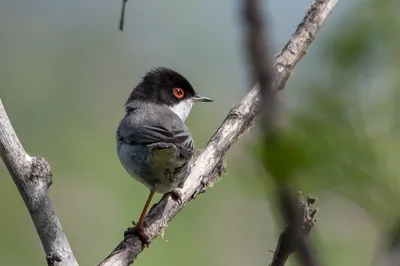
left=1, top=0, right=399, bottom=265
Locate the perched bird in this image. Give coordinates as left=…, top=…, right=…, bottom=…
left=116, top=67, right=213, bottom=244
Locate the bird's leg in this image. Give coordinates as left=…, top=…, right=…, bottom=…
left=124, top=190, right=155, bottom=246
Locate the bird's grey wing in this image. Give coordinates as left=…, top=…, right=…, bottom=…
left=170, top=127, right=194, bottom=159
left=119, top=123, right=194, bottom=159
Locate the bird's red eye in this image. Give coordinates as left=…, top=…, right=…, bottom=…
left=173, top=88, right=185, bottom=99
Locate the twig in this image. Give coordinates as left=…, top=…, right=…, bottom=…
left=270, top=193, right=318, bottom=266
left=243, top=0, right=325, bottom=265
left=99, top=0, right=339, bottom=265
left=243, top=0, right=276, bottom=134
left=119, top=0, right=128, bottom=31
left=0, top=100, right=78, bottom=266
left=376, top=220, right=400, bottom=266
left=277, top=190, right=320, bottom=266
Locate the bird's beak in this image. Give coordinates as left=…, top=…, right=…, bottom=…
left=192, top=94, right=213, bottom=103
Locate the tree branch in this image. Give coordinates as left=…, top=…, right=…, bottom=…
left=243, top=0, right=322, bottom=265
left=243, top=0, right=276, bottom=133
left=99, top=0, right=339, bottom=265
left=0, top=100, right=78, bottom=266
left=270, top=193, right=318, bottom=266
left=119, top=0, right=128, bottom=31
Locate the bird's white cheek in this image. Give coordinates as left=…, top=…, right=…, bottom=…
left=168, top=100, right=194, bottom=121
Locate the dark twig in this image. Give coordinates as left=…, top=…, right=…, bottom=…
left=243, top=0, right=276, bottom=134
left=242, top=0, right=332, bottom=265
left=270, top=191, right=319, bottom=266
left=119, top=0, right=128, bottom=31
left=377, top=221, right=400, bottom=266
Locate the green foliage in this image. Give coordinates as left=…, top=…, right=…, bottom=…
left=326, top=16, right=371, bottom=70
left=255, top=133, right=310, bottom=184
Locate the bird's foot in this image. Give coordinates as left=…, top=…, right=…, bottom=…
left=169, top=188, right=183, bottom=205
left=124, top=225, right=151, bottom=247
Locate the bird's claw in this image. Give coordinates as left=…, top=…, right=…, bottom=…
left=124, top=226, right=151, bottom=247
left=170, top=189, right=183, bottom=205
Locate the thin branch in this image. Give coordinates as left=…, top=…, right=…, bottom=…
left=270, top=193, right=318, bottom=266
left=376, top=220, right=400, bottom=266
left=119, top=0, right=128, bottom=31
left=99, top=0, right=339, bottom=265
left=0, top=100, right=78, bottom=266
left=243, top=0, right=324, bottom=265
left=243, top=0, right=276, bottom=134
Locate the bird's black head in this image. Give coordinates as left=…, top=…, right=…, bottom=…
left=125, top=67, right=212, bottom=108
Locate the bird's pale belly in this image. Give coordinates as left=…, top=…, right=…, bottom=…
left=117, top=142, right=193, bottom=193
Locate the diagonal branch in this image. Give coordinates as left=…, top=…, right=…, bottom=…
left=0, top=100, right=78, bottom=266
left=99, top=0, right=339, bottom=265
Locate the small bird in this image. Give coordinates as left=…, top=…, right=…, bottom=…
left=116, top=67, right=213, bottom=244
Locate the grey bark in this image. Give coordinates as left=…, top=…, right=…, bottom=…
left=0, top=100, right=78, bottom=266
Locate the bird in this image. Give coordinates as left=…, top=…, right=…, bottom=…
left=116, top=67, right=213, bottom=244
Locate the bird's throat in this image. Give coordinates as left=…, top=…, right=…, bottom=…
left=168, top=100, right=194, bottom=122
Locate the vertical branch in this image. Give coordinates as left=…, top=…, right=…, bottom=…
left=242, top=0, right=330, bottom=266
left=270, top=193, right=318, bottom=266
left=119, top=0, right=128, bottom=31
left=243, top=0, right=277, bottom=135
left=272, top=190, right=320, bottom=266
left=0, top=100, right=78, bottom=266
left=377, top=222, right=400, bottom=266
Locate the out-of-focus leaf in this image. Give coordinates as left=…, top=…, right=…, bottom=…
left=326, top=18, right=371, bottom=69
left=254, top=133, right=310, bottom=184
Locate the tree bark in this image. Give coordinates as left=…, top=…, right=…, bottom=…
left=0, top=101, right=78, bottom=266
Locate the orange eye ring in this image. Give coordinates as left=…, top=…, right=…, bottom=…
left=173, top=87, right=185, bottom=99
